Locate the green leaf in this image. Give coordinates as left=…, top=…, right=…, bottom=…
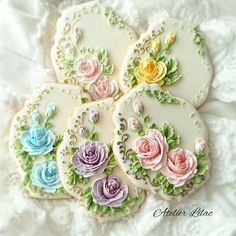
left=96, top=47, right=114, bottom=75
left=148, top=123, right=158, bottom=129
left=20, top=125, right=29, bottom=131
left=56, top=187, right=66, bottom=194
left=144, top=115, right=150, bottom=123
left=104, top=144, right=117, bottom=175
left=145, top=88, right=179, bottom=104
left=137, top=128, right=145, bottom=136
left=163, top=58, right=181, bottom=86
left=128, top=150, right=149, bottom=179
left=159, top=123, right=180, bottom=149
left=152, top=173, right=173, bottom=194
left=191, top=26, right=205, bottom=56
left=120, top=206, right=131, bottom=215
left=81, top=97, right=88, bottom=104
left=31, top=185, right=43, bottom=193
left=194, top=150, right=208, bottom=161
left=104, top=64, right=114, bottom=75
left=125, top=59, right=140, bottom=88
left=70, top=147, right=78, bottom=155
left=97, top=48, right=107, bottom=60
left=90, top=132, right=98, bottom=141
left=45, top=134, right=63, bottom=159
left=67, top=163, right=90, bottom=185
left=23, top=174, right=31, bottom=186
left=192, top=175, right=202, bottom=184
left=197, top=163, right=208, bottom=176
left=173, top=187, right=184, bottom=194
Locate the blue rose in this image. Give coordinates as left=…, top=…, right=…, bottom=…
left=20, top=124, right=55, bottom=155
left=31, top=160, right=62, bottom=193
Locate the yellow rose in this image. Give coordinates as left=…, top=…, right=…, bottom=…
left=150, top=39, right=161, bottom=53
left=134, top=58, right=167, bottom=85
left=165, top=32, right=176, bottom=46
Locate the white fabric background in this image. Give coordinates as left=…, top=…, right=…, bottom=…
left=0, top=0, right=236, bottom=235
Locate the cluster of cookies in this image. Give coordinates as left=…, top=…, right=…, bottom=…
left=9, top=2, right=212, bottom=221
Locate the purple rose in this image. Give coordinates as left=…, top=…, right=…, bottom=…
left=92, top=175, right=128, bottom=208
left=72, top=141, right=108, bottom=177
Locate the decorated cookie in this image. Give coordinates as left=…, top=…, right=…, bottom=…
left=57, top=98, right=145, bottom=221
left=9, top=83, right=92, bottom=199
left=51, top=1, right=137, bottom=101
left=113, top=82, right=210, bottom=201
left=120, top=18, right=213, bottom=107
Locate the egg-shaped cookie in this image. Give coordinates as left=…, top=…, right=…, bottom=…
left=9, top=83, right=92, bottom=199
left=113, top=82, right=210, bottom=201
left=57, top=98, right=145, bottom=221
left=120, top=18, right=213, bottom=107
left=51, top=1, right=137, bottom=101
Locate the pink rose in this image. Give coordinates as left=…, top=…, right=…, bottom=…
left=135, top=129, right=168, bottom=170
left=89, top=75, right=119, bottom=100
left=76, top=55, right=103, bottom=85
left=195, top=138, right=206, bottom=151
left=128, top=118, right=141, bottom=131
left=162, top=148, right=197, bottom=187
left=133, top=100, right=144, bottom=114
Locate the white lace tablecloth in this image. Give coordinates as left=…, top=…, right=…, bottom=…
left=0, top=0, right=236, bottom=235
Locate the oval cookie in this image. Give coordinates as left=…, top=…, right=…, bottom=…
left=57, top=98, right=145, bottom=221
left=51, top=1, right=137, bottom=100
left=113, top=82, right=210, bottom=201
left=9, top=83, right=92, bottom=199
left=120, top=17, right=213, bottom=107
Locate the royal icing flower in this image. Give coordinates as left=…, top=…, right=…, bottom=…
left=30, top=160, right=62, bottom=193
left=135, top=129, right=168, bottom=170
left=72, top=141, right=108, bottom=177
left=165, top=32, right=176, bottom=46
left=89, top=75, right=119, bottom=100
left=78, top=125, right=90, bottom=138
left=64, top=43, right=74, bottom=55
left=162, top=148, right=197, bottom=187
left=76, top=55, right=103, bottom=85
left=134, top=58, right=167, bottom=85
left=20, top=124, right=55, bottom=155
left=45, top=103, right=56, bottom=118
left=195, top=138, right=206, bottom=152
left=89, top=109, right=99, bottom=123
left=75, top=27, right=82, bottom=38
left=132, top=100, right=144, bottom=114
left=92, top=175, right=128, bottom=207
left=31, top=111, right=40, bottom=123
left=128, top=117, right=141, bottom=131
left=150, top=39, right=161, bottom=53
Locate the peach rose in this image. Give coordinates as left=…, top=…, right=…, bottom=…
left=135, top=129, right=168, bottom=170
left=162, top=148, right=197, bottom=187
left=76, top=55, right=103, bottom=85
left=89, top=75, right=119, bottom=100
